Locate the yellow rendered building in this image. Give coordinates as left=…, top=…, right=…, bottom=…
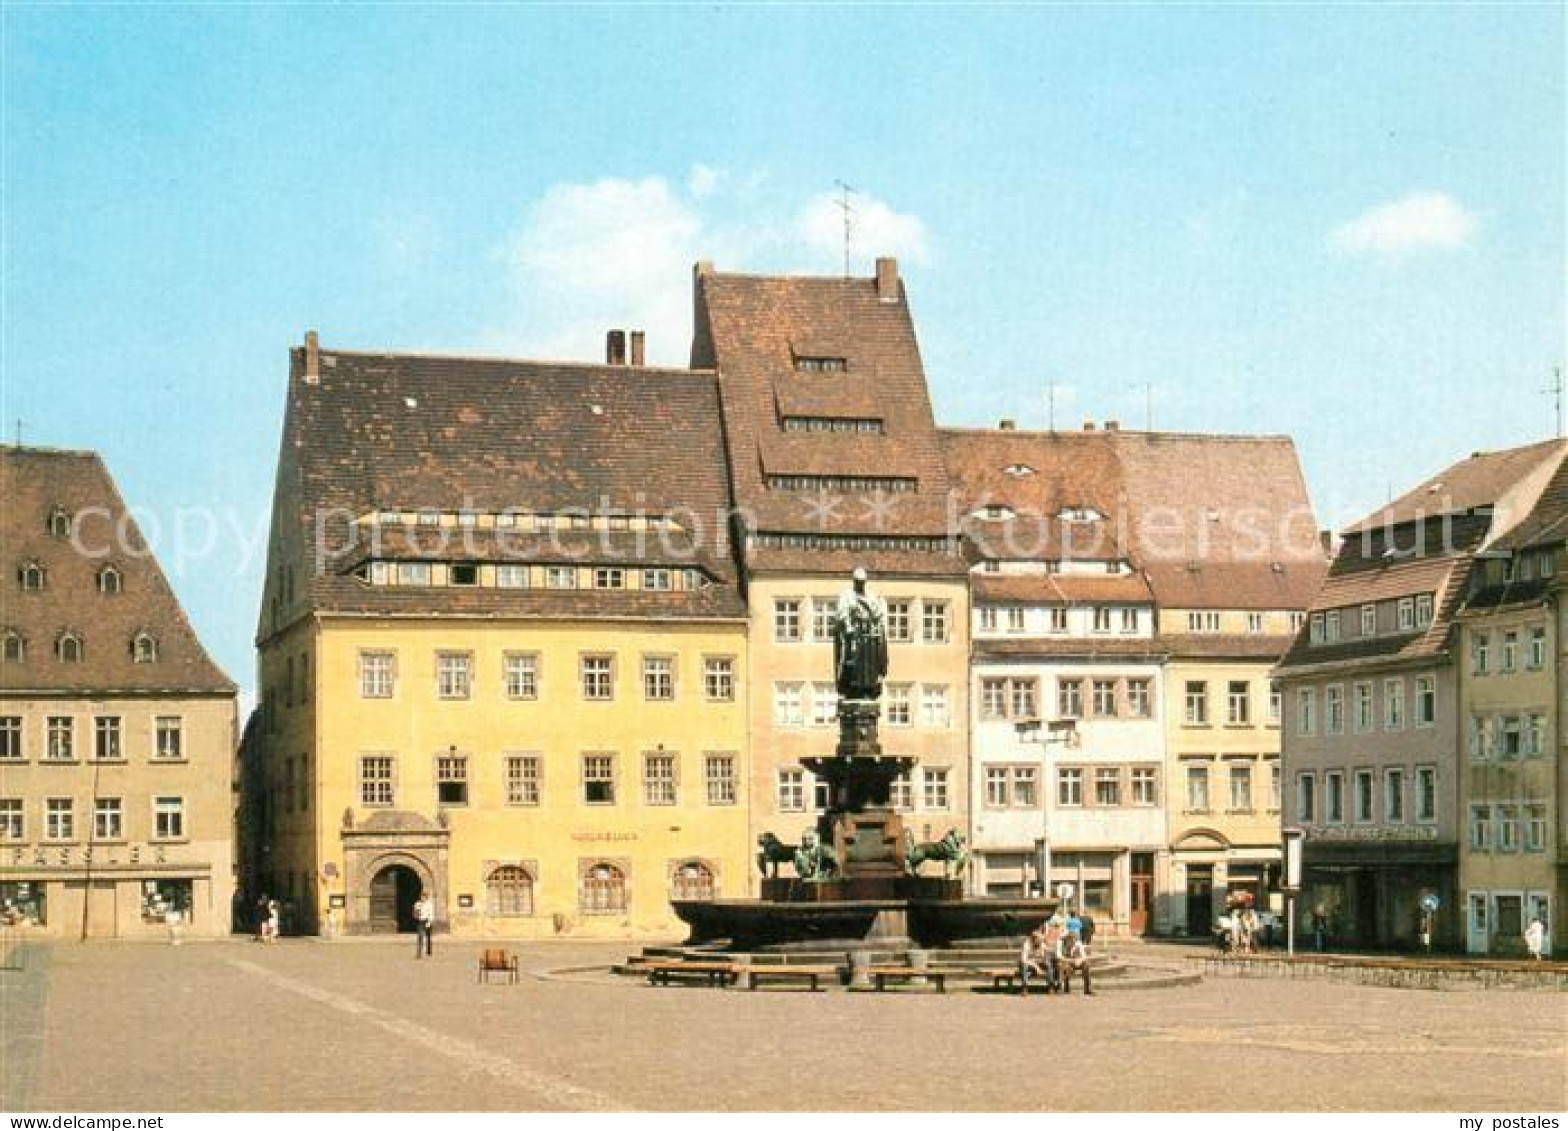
left=251, top=337, right=752, bottom=938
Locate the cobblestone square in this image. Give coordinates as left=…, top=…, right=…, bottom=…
left=2, top=938, right=1563, bottom=1112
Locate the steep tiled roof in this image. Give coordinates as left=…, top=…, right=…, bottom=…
left=972, top=573, right=1155, bottom=605
left=1489, top=444, right=1568, bottom=552
left=264, top=347, right=747, bottom=633
left=941, top=427, right=1326, bottom=609
left=975, top=637, right=1168, bottom=661
left=694, top=264, right=965, bottom=578
left=1, top=446, right=234, bottom=694
left=1161, top=633, right=1296, bottom=662
left=1344, top=438, right=1566, bottom=535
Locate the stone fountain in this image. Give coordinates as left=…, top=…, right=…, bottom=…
left=672, top=567, right=1054, bottom=952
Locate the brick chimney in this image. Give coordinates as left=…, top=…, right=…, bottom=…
left=875, top=257, right=899, bottom=303
left=303, top=330, right=320, bottom=385
left=629, top=331, right=646, bottom=367
left=606, top=330, right=627, bottom=366
left=1083, top=421, right=1098, bottom=432
left=999, top=419, right=1016, bottom=431
left=1105, top=420, right=1120, bottom=431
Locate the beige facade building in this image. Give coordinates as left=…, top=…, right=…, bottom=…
left=692, top=260, right=971, bottom=882
left=0, top=447, right=237, bottom=937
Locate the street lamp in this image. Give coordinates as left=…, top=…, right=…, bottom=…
left=1015, top=717, right=1079, bottom=901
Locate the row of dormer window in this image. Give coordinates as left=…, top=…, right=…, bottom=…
left=17, top=562, right=127, bottom=594
left=354, top=561, right=708, bottom=592
left=0, top=630, right=159, bottom=664
left=1309, top=595, right=1434, bottom=645
left=362, top=509, right=686, bottom=533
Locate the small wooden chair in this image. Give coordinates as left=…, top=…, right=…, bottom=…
left=478, top=947, right=520, bottom=984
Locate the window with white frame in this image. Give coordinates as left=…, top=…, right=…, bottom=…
left=811, top=599, right=836, bottom=643
left=545, top=566, right=577, bottom=589
left=1497, top=804, right=1520, bottom=852
left=436, top=652, right=472, bottom=699
left=581, top=655, right=614, bottom=700
left=1353, top=770, right=1374, bottom=823
left=1057, top=767, right=1083, bottom=807
left=436, top=754, right=469, bottom=806
left=93, top=716, right=122, bottom=761
left=1184, top=681, right=1209, bottom=726
left=703, top=657, right=735, bottom=701
left=1247, top=611, right=1264, bottom=634
left=1188, top=611, right=1221, bottom=634
left=1130, top=767, right=1157, bottom=806
left=1092, top=679, right=1118, bottom=718
left=1093, top=607, right=1113, bottom=633
left=496, top=564, right=530, bottom=589
left=1268, top=684, right=1282, bottom=726
left=154, top=796, right=185, bottom=840
left=504, top=754, right=541, bottom=806
left=1325, top=611, right=1341, bottom=643
left=1526, top=804, right=1548, bottom=852
left=360, top=651, right=396, bottom=698
left=359, top=755, right=394, bottom=807
left=1325, top=771, right=1344, bottom=823
left=592, top=567, right=625, bottom=590
left=1325, top=685, right=1344, bottom=734
left=773, top=682, right=805, bottom=727
left=1185, top=764, right=1211, bottom=812
left=1048, top=607, right=1069, bottom=634
left=1094, top=767, right=1119, bottom=807
left=1228, top=764, right=1253, bottom=812
left=1127, top=678, right=1153, bottom=718
left=0, top=798, right=22, bottom=840
left=1353, top=683, right=1373, bottom=732
left=1501, top=631, right=1518, bottom=673
left=504, top=653, right=539, bottom=700
left=1268, top=760, right=1281, bottom=810
left=1310, top=613, right=1325, bottom=644
left=0, top=717, right=20, bottom=761
left=922, top=767, right=950, bottom=810
left=1296, top=773, right=1316, bottom=823
left=885, top=683, right=913, bottom=726
left=773, top=599, right=802, bottom=642
left=885, top=600, right=912, bottom=642
left=1227, top=681, right=1251, bottom=725
left=1415, top=676, right=1436, bottom=726
left=1361, top=604, right=1376, bottom=636
left=1397, top=597, right=1415, bottom=631
left=1384, top=768, right=1405, bottom=823
left=1384, top=678, right=1405, bottom=730
left=1059, top=679, right=1084, bottom=719
left=582, top=754, right=617, bottom=805
left=1469, top=803, right=1491, bottom=850
left=94, top=797, right=123, bottom=840
left=811, top=683, right=838, bottom=727
left=1415, top=594, right=1433, bottom=626
left=642, top=568, right=672, bottom=591
left=777, top=768, right=806, bottom=812
left=979, top=607, right=998, bottom=632
left=1415, top=766, right=1436, bottom=823
left=643, top=751, right=677, bottom=806
left=1527, top=714, right=1547, bottom=757
left=1007, top=607, right=1027, bottom=633
left=921, top=600, right=949, bottom=643
left=46, top=717, right=73, bottom=761
left=45, top=798, right=73, bottom=841
left=921, top=684, right=950, bottom=728
left=1529, top=627, right=1547, bottom=670
left=1120, top=607, right=1139, bottom=633
left=643, top=656, right=675, bottom=701
left=1472, top=633, right=1491, bottom=675
left=1298, top=688, right=1316, bottom=735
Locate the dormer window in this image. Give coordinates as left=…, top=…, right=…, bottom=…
left=47, top=506, right=71, bottom=537
left=18, top=563, right=45, bottom=591
left=1, top=631, right=24, bottom=663
left=450, top=564, right=479, bottom=586
left=1058, top=506, right=1104, bottom=523
left=793, top=356, right=848, bottom=373
left=56, top=632, right=84, bottom=663
left=98, top=566, right=123, bottom=595
left=132, top=632, right=159, bottom=663
left=1003, top=464, right=1035, bottom=478
left=976, top=504, right=1015, bottom=521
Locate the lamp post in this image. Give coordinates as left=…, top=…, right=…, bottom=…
left=1016, top=717, right=1079, bottom=900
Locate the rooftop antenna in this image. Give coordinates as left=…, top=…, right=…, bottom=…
left=1143, top=383, right=1154, bottom=431
left=1047, top=380, right=1057, bottom=432
left=12, top=418, right=23, bottom=447
left=1543, top=366, right=1564, bottom=438
left=833, top=180, right=857, bottom=278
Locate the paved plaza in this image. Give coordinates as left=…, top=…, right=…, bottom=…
left=2, top=937, right=1564, bottom=1112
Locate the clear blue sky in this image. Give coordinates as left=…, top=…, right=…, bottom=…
left=4, top=5, right=1563, bottom=693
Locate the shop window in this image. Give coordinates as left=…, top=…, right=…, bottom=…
left=1, top=882, right=46, bottom=926
left=141, top=879, right=192, bottom=925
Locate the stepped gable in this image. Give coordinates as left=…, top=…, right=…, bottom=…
left=1, top=445, right=233, bottom=693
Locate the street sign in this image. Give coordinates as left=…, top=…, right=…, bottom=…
left=1420, top=893, right=1440, bottom=913
left=1282, top=827, right=1305, bottom=889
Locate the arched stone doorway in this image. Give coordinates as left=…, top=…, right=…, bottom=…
left=368, top=863, right=424, bottom=933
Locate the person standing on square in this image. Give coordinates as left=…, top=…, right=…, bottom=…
left=413, top=891, right=435, bottom=958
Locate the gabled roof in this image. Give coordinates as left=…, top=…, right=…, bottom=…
left=1488, top=443, right=1568, bottom=552
left=0, top=446, right=234, bottom=694
left=1344, top=438, right=1566, bottom=535
left=266, top=346, right=746, bottom=629
left=693, top=262, right=965, bottom=578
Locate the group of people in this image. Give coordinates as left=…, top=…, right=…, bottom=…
left=1215, top=906, right=1262, bottom=954
left=1017, top=910, right=1096, bottom=995
left=252, top=895, right=281, bottom=942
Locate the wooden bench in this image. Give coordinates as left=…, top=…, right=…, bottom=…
left=866, top=965, right=946, bottom=993
left=747, top=965, right=839, bottom=992
left=477, top=948, right=520, bottom=984
left=644, top=960, right=736, bottom=988
left=986, top=967, right=1059, bottom=995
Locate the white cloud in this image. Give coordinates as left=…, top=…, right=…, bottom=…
left=798, top=191, right=931, bottom=269
left=1332, top=191, right=1478, bottom=256
left=485, top=172, right=932, bottom=365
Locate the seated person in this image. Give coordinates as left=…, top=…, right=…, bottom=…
left=1018, top=929, right=1051, bottom=994
left=1056, top=928, right=1094, bottom=995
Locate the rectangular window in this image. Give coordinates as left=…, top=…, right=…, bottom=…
left=1122, top=607, right=1140, bottom=633
left=581, top=655, right=614, bottom=700
left=94, top=716, right=122, bottom=761
left=154, top=796, right=185, bottom=840
left=1093, top=607, right=1113, bottom=633
left=1229, top=765, right=1253, bottom=812
left=1012, top=766, right=1038, bottom=807
left=1247, top=611, right=1264, bottom=634
left=1325, top=771, right=1345, bottom=823
left=984, top=766, right=1009, bottom=808
left=94, top=797, right=123, bottom=840
left=1310, top=613, right=1325, bottom=644
left=922, top=767, right=951, bottom=810
left=1007, top=607, right=1027, bottom=633
left=0, top=717, right=20, bottom=761
left=1188, top=611, right=1221, bottom=633
left=1227, top=682, right=1251, bottom=726
left=1186, top=764, right=1211, bottom=813
left=504, top=653, right=539, bottom=700
left=1384, top=679, right=1405, bottom=730
left=1416, top=595, right=1433, bottom=626
left=1529, top=627, right=1547, bottom=670
left=449, top=563, right=478, bottom=586
left=1397, top=597, right=1415, bottom=631
left=46, top=716, right=73, bottom=761
left=1094, top=767, right=1121, bottom=807
left=1472, top=634, right=1491, bottom=675
left=1361, top=604, right=1377, bottom=637
left=1130, top=767, right=1157, bottom=806
left=545, top=566, right=578, bottom=590
left=921, top=684, right=950, bottom=728
left=1127, top=679, right=1153, bottom=718
left=1469, top=804, right=1492, bottom=851
left=705, top=753, right=737, bottom=805
left=1353, top=769, right=1374, bottom=824
left=1184, top=681, right=1209, bottom=726
left=1527, top=714, right=1547, bottom=757
left=1009, top=678, right=1038, bottom=720
left=1048, top=607, right=1069, bottom=633
left=885, top=600, right=912, bottom=642
left=1353, top=682, right=1373, bottom=732
left=1092, top=679, right=1118, bottom=718
left=1415, top=766, right=1436, bottom=823
left=583, top=754, right=617, bottom=805
left=397, top=562, right=432, bottom=586
left=437, top=652, right=473, bottom=700
left=643, top=752, right=676, bottom=806
left=1058, top=679, right=1084, bottom=719
left=643, top=656, right=675, bottom=701
left=813, top=776, right=831, bottom=812
left=811, top=683, right=838, bottom=727
left=1325, top=611, right=1341, bottom=643
left=921, top=600, right=949, bottom=644
left=774, top=599, right=802, bottom=642
left=1526, top=804, right=1548, bottom=852
left=890, top=771, right=914, bottom=812
left=703, top=657, right=735, bottom=701
left=436, top=755, right=469, bottom=806
left=1269, top=760, right=1282, bottom=810
left=1296, top=773, right=1316, bottom=823
left=1325, top=685, right=1344, bottom=734
left=885, top=683, right=913, bottom=727
left=0, top=798, right=22, bottom=840
left=1501, top=631, right=1518, bottom=673
left=1415, top=676, right=1436, bottom=727
left=359, top=755, right=394, bottom=807
left=360, top=651, right=396, bottom=698
left=1298, top=688, right=1316, bottom=735
left=1384, top=768, right=1405, bottom=823
left=811, top=599, right=836, bottom=643
left=1497, top=804, right=1520, bottom=852
left=496, top=564, right=530, bottom=589
left=641, top=568, right=672, bottom=591
left=504, top=755, right=541, bottom=806
left=773, top=682, right=805, bottom=727
left=45, top=798, right=73, bottom=841
left=1057, top=767, right=1083, bottom=807
left=980, top=678, right=1007, bottom=720
left=593, top=568, right=625, bottom=590
left=978, top=607, right=998, bottom=633
left=777, top=768, right=806, bottom=812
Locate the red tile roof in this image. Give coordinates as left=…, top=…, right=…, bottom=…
left=1, top=447, right=233, bottom=694
left=1344, top=438, right=1566, bottom=535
